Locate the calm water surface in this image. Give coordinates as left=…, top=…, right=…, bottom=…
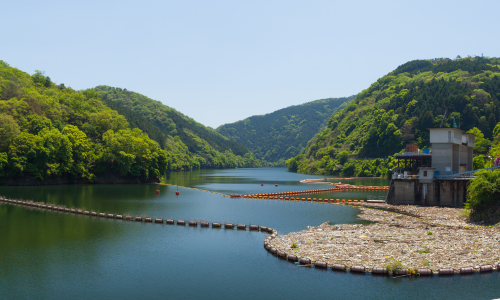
left=0, top=168, right=498, bottom=299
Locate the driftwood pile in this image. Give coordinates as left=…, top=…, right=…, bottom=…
left=268, top=204, right=500, bottom=274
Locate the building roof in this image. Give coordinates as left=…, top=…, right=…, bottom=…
left=427, top=127, right=475, bottom=137
left=427, top=127, right=464, bottom=133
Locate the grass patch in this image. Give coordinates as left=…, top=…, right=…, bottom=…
left=460, top=208, right=471, bottom=220
left=421, top=260, right=431, bottom=266
left=416, top=249, right=430, bottom=254
left=385, top=258, right=406, bottom=272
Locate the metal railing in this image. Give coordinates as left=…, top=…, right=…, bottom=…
left=396, top=152, right=431, bottom=156
left=435, top=165, right=500, bottom=179
left=392, top=174, right=419, bottom=179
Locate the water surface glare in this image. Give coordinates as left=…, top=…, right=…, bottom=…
left=0, top=168, right=499, bottom=299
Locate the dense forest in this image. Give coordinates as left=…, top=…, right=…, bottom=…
left=217, top=96, right=354, bottom=166
left=287, top=56, right=500, bottom=176
left=0, top=61, right=260, bottom=185
left=93, top=86, right=260, bottom=170
left=0, top=62, right=167, bottom=184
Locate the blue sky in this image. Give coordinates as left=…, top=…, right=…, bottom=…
left=2, top=0, right=499, bottom=128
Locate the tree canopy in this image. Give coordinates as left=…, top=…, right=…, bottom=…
left=0, top=62, right=166, bottom=183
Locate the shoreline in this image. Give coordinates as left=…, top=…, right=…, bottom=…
left=0, top=174, right=161, bottom=186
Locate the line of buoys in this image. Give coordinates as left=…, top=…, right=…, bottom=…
left=0, top=197, right=279, bottom=234
left=243, top=195, right=367, bottom=205
left=302, top=177, right=383, bottom=182
left=244, top=185, right=389, bottom=199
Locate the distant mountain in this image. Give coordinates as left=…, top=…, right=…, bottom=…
left=93, top=86, right=259, bottom=170
left=216, top=96, right=354, bottom=165
left=286, top=56, right=500, bottom=175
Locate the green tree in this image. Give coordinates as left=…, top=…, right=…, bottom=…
left=337, top=151, right=349, bottom=164
left=341, top=162, right=356, bottom=176
left=473, top=155, right=486, bottom=170
left=26, top=114, right=53, bottom=135
left=466, top=169, right=500, bottom=220
left=101, top=128, right=168, bottom=180
left=467, top=127, right=491, bottom=154
left=0, top=114, right=20, bottom=152
left=83, top=110, right=129, bottom=138
left=0, top=152, right=7, bottom=177
left=62, top=125, right=95, bottom=180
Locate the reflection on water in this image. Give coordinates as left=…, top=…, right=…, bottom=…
left=0, top=169, right=499, bottom=299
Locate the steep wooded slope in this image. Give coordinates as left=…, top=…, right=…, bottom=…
left=217, top=96, right=354, bottom=165
left=93, top=86, right=259, bottom=170
left=287, top=57, right=500, bottom=175
left=0, top=62, right=167, bottom=183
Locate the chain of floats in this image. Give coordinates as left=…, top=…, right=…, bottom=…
left=0, top=196, right=276, bottom=234
left=243, top=185, right=389, bottom=198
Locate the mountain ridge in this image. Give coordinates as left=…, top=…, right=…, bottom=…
left=93, top=86, right=260, bottom=170
left=216, top=95, right=354, bottom=165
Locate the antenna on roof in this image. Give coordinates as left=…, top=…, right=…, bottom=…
left=439, top=108, right=449, bottom=128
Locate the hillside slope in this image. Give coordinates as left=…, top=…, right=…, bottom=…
left=217, top=96, right=354, bottom=165
left=93, top=86, right=259, bottom=170
left=287, top=57, right=500, bottom=175
left=0, top=62, right=167, bottom=184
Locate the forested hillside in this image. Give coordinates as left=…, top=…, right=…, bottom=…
left=217, top=96, right=354, bottom=165
left=93, top=86, right=259, bottom=170
left=0, top=61, right=167, bottom=184
left=287, top=56, right=500, bottom=176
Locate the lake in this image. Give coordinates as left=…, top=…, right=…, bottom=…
left=0, top=168, right=499, bottom=299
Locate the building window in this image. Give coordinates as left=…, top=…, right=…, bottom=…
left=448, top=131, right=451, bottom=143
left=423, top=171, right=428, bottom=177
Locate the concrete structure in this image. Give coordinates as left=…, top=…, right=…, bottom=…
left=429, top=128, right=474, bottom=175
left=418, top=167, right=434, bottom=183
left=387, top=128, right=475, bottom=207
left=386, top=178, right=469, bottom=207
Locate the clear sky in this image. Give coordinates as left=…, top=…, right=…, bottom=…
left=2, top=0, right=498, bottom=128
